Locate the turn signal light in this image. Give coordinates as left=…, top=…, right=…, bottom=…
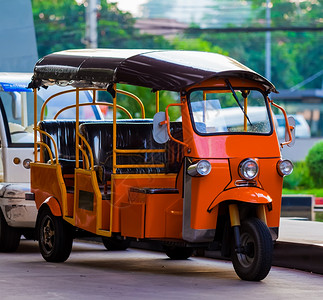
left=187, top=160, right=211, bottom=177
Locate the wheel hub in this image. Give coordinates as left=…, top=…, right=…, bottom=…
left=43, top=219, right=54, bottom=250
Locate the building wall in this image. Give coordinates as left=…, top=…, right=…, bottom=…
left=0, top=0, right=38, bottom=72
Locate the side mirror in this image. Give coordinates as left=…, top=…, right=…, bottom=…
left=153, top=112, right=169, bottom=144
left=285, top=116, right=296, bottom=147
left=11, top=92, right=22, bottom=120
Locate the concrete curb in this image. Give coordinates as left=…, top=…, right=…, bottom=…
left=272, top=241, right=323, bottom=275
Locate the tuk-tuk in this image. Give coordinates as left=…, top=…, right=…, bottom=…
left=28, top=49, right=294, bottom=281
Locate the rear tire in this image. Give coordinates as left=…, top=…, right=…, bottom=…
left=164, top=246, right=193, bottom=260
left=38, top=206, right=73, bottom=262
left=231, top=218, right=273, bottom=281
left=102, top=237, right=130, bottom=251
left=0, top=210, right=21, bottom=252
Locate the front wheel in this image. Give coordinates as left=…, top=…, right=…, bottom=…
left=38, top=207, right=73, bottom=262
left=231, top=218, right=273, bottom=281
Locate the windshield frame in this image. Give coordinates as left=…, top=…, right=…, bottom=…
left=0, top=97, right=33, bottom=148
left=187, top=86, right=274, bottom=137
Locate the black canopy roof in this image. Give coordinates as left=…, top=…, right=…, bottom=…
left=29, top=49, right=277, bottom=93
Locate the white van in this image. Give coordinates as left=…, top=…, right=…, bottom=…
left=0, top=73, right=103, bottom=251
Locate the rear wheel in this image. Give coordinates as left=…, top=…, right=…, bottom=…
left=231, top=218, right=273, bottom=281
left=0, top=210, right=21, bottom=252
left=38, top=207, right=73, bottom=262
left=164, top=246, right=193, bottom=260
left=102, top=237, right=130, bottom=251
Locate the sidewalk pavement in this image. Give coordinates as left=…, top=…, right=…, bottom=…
left=272, top=218, right=323, bottom=275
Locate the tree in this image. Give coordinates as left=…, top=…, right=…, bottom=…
left=180, top=0, right=323, bottom=90
left=249, top=0, right=323, bottom=89
left=32, top=0, right=85, bottom=57
left=32, top=0, right=173, bottom=57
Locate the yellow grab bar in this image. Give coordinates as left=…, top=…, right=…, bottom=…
left=77, top=132, right=94, bottom=170
left=37, top=128, right=59, bottom=164
left=35, top=142, right=54, bottom=164
left=116, top=89, right=145, bottom=119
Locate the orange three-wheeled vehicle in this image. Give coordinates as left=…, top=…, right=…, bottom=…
left=28, top=49, right=294, bottom=281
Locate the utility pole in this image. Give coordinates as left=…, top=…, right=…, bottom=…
left=85, top=0, right=98, bottom=49
left=265, top=0, right=272, bottom=81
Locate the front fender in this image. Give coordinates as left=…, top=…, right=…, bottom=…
left=207, top=187, right=272, bottom=212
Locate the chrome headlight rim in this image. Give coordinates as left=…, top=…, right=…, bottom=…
left=239, top=158, right=259, bottom=180
left=187, top=159, right=212, bottom=177
left=23, top=158, right=32, bottom=169
left=277, top=159, right=293, bottom=177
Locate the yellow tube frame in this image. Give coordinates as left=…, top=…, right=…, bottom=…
left=54, top=102, right=132, bottom=120
left=37, top=128, right=59, bottom=164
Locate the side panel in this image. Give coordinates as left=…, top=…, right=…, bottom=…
left=30, top=163, right=66, bottom=214
left=2, top=147, right=33, bottom=183
left=183, top=159, right=231, bottom=243
left=189, top=159, right=231, bottom=229
left=74, top=169, right=101, bottom=234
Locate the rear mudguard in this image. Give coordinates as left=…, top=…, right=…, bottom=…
left=207, top=187, right=273, bottom=212
left=39, top=196, right=62, bottom=217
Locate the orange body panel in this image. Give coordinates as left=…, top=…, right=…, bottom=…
left=165, top=198, right=183, bottom=239
left=74, top=169, right=101, bottom=234
left=120, top=190, right=183, bottom=239
left=66, top=192, right=74, bottom=217
left=120, top=202, right=145, bottom=238
left=190, top=159, right=231, bottom=230
left=111, top=174, right=177, bottom=232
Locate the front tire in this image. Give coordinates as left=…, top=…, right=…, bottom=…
left=164, top=246, right=193, bottom=260
left=231, top=218, right=273, bottom=281
left=0, top=210, right=21, bottom=252
left=38, top=206, right=73, bottom=262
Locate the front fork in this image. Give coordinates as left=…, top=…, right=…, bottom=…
left=229, top=204, right=267, bottom=254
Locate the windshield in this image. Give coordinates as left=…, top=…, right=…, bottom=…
left=188, top=89, right=272, bottom=135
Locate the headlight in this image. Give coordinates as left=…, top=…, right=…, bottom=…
left=239, top=158, right=259, bottom=180
left=23, top=158, right=32, bottom=169
left=277, top=159, right=293, bottom=176
left=187, top=160, right=211, bottom=177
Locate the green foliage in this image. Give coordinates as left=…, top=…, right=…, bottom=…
left=100, top=84, right=180, bottom=120
left=316, top=212, right=323, bottom=222
left=32, top=0, right=85, bottom=57
left=306, top=142, right=323, bottom=187
left=183, top=0, right=323, bottom=90
left=171, top=37, right=228, bottom=54
left=283, top=161, right=315, bottom=190
left=283, top=142, right=323, bottom=193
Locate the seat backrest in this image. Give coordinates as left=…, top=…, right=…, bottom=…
left=39, top=120, right=79, bottom=162
left=80, top=121, right=184, bottom=179
left=39, top=119, right=184, bottom=178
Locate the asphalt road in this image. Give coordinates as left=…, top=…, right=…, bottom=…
left=1, top=240, right=322, bottom=300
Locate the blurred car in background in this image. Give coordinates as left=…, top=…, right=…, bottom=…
left=276, top=114, right=311, bottom=138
